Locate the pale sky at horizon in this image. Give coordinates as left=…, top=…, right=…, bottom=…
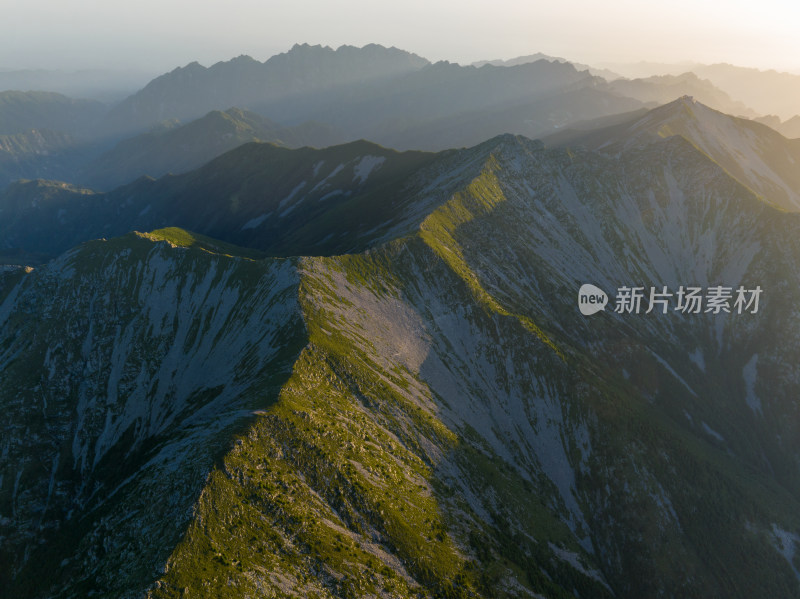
left=4, top=0, right=800, bottom=74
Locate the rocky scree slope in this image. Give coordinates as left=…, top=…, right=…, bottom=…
left=2, top=122, right=800, bottom=597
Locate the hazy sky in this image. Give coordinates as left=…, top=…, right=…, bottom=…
left=4, top=0, right=800, bottom=73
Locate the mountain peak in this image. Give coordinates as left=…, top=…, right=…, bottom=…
left=226, top=54, right=260, bottom=65
left=179, top=61, right=205, bottom=72
left=279, top=42, right=429, bottom=67
left=288, top=42, right=331, bottom=53
left=478, top=132, right=545, bottom=153
left=548, top=97, right=800, bottom=211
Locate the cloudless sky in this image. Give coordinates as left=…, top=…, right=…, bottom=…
left=4, top=0, right=800, bottom=73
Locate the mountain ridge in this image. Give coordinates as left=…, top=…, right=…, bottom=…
left=79, top=107, right=346, bottom=190
left=102, top=44, right=430, bottom=137
left=0, top=138, right=449, bottom=260
left=5, top=98, right=800, bottom=265
left=99, top=46, right=647, bottom=150
left=4, top=118, right=800, bottom=596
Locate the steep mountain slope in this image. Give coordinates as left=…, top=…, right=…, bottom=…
left=3, top=131, right=800, bottom=598
left=80, top=108, right=345, bottom=190
left=546, top=96, right=800, bottom=211
left=0, top=139, right=447, bottom=260
left=0, top=234, right=307, bottom=597
left=8, top=98, right=798, bottom=265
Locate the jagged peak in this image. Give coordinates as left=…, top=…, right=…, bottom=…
left=205, top=54, right=264, bottom=72
left=289, top=42, right=332, bottom=52
left=176, top=60, right=205, bottom=72
left=635, top=95, right=780, bottom=136
left=228, top=54, right=259, bottom=64
left=473, top=132, right=545, bottom=155
left=274, top=42, right=428, bottom=66
left=630, top=96, right=720, bottom=127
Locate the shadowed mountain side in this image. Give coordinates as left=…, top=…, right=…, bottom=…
left=6, top=98, right=800, bottom=264
left=0, top=139, right=475, bottom=259
left=79, top=108, right=346, bottom=191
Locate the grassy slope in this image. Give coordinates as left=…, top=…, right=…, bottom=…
left=149, top=137, right=800, bottom=598
left=148, top=230, right=611, bottom=599
left=0, top=233, right=307, bottom=598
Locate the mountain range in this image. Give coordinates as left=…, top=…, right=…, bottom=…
left=545, top=97, right=800, bottom=211
left=100, top=46, right=761, bottom=149
left=3, top=43, right=798, bottom=195
left=4, top=96, right=798, bottom=263
left=101, top=44, right=430, bottom=138
left=3, top=40, right=800, bottom=599
left=605, top=60, right=800, bottom=121
left=3, top=95, right=800, bottom=597
left=472, top=52, right=622, bottom=81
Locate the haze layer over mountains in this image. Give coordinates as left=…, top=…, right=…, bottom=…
left=2, top=43, right=800, bottom=193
